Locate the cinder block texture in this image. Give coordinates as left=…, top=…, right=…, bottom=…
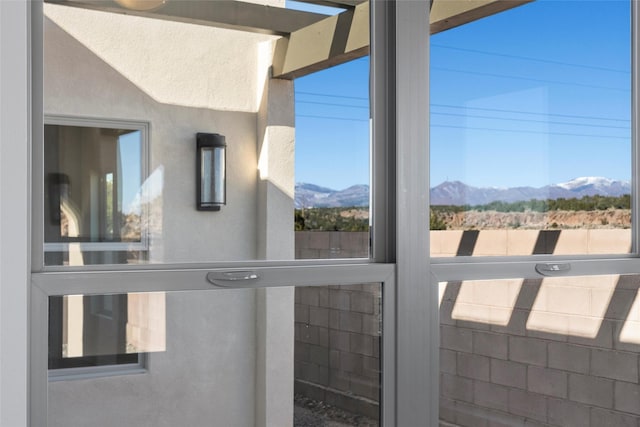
left=590, top=349, right=638, bottom=382
left=548, top=342, right=590, bottom=374
left=490, top=359, right=526, bottom=389
left=294, top=283, right=382, bottom=418
left=527, top=366, right=567, bottom=399
left=568, top=374, right=614, bottom=408
left=591, top=408, right=639, bottom=427
left=433, top=273, right=640, bottom=427
left=614, top=381, right=640, bottom=416
left=509, top=336, right=547, bottom=366
left=547, top=398, right=590, bottom=427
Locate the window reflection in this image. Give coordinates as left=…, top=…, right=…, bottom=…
left=44, top=122, right=147, bottom=266
left=49, top=293, right=165, bottom=371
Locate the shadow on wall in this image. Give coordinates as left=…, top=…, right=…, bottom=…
left=438, top=230, right=640, bottom=427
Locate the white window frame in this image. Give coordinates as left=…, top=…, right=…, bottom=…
left=42, top=115, right=150, bottom=257
left=12, top=0, right=638, bottom=425
left=30, top=264, right=398, bottom=426
left=0, top=1, right=30, bottom=426
left=26, top=1, right=437, bottom=427
left=47, top=353, right=148, bottom=382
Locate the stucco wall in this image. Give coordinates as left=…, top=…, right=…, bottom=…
left=49, top=290, right=257, bottom=427
left=44, top=4, right=294, bottom=427
left=43, top=3, right=277, bottom=263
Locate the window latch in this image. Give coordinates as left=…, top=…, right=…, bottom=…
left=535, top=263, right=571, bottom=276
left=206, top=270, right=259, bottom=287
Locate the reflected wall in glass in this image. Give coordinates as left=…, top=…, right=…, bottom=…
left=47, top=284, right=382, bottom=427
left=48, top=293, right=165, bottom=370
left=44, top=122, right=146, bottom=266
left=42, top=0, right=371, bottom=266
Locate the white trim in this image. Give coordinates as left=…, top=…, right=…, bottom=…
left=394, top=0, right=436, bottom=425
left=633, top=0, right=639, bottom=253
left=39, top=115, right=151, bottom=264
left=48, top=354, right=147, bottom=382
left=44, top=242, right=146, bottom=252
left=1, top=1, right=31, bottom=426
left=32, top=263, right=395, bottom=295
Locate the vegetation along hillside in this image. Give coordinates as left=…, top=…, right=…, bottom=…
left=294, top=194, right=631, bottom=231
left=430, top=194, right=631, bottom=230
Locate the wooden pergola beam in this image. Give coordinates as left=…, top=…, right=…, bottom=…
left=290, top=0, right=366, bottom=9
left=430, top=0, right=533, bottom=34
left=273, top=0, right=532, bottom=79
left=272, top=0, right=369, bottom=79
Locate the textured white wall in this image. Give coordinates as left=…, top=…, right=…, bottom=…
left=255, top=42, right=296, bottom=427
left=44, top=3, right=280, bottom=263
left=49, top=290, right=257, bottom=427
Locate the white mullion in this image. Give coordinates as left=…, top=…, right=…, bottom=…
left=633, top=0, right=639, bottom=254
left=395, top=0, right=435, bottom=425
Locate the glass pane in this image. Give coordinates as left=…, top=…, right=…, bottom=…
left=44, top=123, right=146, bottom=266
left=430, top=0, right=632, bottom=257
left=48, top=283, right=382, bottom=426
left=48, top=293, right=165, bottom=369
left=295, top=283, right=381, bottom=425
left=294, top=57, right=371, bottom=260
left=42, top=0, right=370, bottom=266
left=439, top=274, right=640, bottom=426
left=200, top=147, right=224, bottom=207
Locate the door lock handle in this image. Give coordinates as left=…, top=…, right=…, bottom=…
left=206, top=271, right=259, bottom=286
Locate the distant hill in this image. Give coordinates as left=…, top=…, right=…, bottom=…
left=295, top=183, right=369, bottom=208
left=296, top=177, right=630, bottom=208
left=430, top=177, right=630, bottom=206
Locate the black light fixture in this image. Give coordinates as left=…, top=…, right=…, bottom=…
left=196, top=133, right=226, bottom=211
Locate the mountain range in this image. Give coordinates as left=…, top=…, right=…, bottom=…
left=295, top=183, right=369, bottom=208
left=295, top=177, right=631, bottom=208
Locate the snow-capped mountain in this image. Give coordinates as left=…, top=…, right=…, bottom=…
left=295, top=177, right=631, bottom=208
left=295, top=183, right=369, bottom=208
left=430, top=177, right=630, bottom=206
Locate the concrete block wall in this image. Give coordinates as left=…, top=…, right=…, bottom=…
left=440, top=274, right=640, bottom=426
left=294, top=284, right=382, bottom=419
left=295, top=230, right=640, bottom=425
left=295, top=231, right=369, bottom=259
left=431, top=229, right=631, bottom=257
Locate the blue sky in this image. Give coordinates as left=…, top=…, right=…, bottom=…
left=294, top=58, right=370, bottom=190
left=292, top=0, right=632, bottom=190
left=119, top=131, right=141, bottom=214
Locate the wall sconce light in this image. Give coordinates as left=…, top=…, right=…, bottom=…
left=196, top=133, right=226, bottom=211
